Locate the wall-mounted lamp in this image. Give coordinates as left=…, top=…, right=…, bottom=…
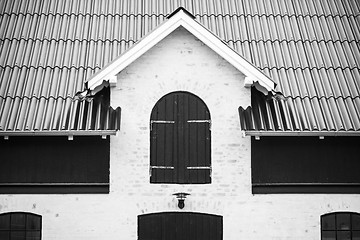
left=173, top=192, right=190, bottom=209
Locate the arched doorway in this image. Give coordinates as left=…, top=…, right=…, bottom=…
left=138, top=212, right=222, bottom=240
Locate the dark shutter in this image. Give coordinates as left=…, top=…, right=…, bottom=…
left=252, top=136, right=360, bottom=193
left=150, top=92, right=211, bottom=184
left=138, top=212, right=223, bottom=240
left=0, top=136, right=109, bottom=194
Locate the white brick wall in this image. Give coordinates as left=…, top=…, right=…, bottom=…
left=1, top=27, right=360, bottom=239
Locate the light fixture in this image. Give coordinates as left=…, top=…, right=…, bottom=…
left=173, top=192, right=190, bottom=209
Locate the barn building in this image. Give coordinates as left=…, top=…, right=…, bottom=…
left=0, top=0, right=360, bottom=239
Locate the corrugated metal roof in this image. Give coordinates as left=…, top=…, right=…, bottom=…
left=0, top=87, right=121, bottom=134
left=239, top=87, right=360, bottom=135
left=0, top=0, right=359, bottom=135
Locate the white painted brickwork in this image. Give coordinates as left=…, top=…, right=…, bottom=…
left=1, top=27, right=360, bottom=239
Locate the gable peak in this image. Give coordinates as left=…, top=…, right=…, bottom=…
left=167, top=7, right=195, bottom=19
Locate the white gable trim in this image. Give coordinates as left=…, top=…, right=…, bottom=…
left=86, top=9, right=276, bottom=93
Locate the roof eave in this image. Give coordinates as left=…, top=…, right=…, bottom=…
left=0, top=130, right=118, bottom=138
left=243, top=130, right=360, bottom=137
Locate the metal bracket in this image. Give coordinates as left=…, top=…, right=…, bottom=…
left=187, top=120, right=212, bottom=130
left=149, top=166, right=175, bottom=177
left=187, top=166, right=212, bottom=178
left=150, top=120, right=175, bottom=130
left=186, top=166, right=211, bottom=169
left=151, top=166, right=175, bottom=169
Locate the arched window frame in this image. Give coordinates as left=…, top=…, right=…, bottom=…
left=150, top=91, right=211, bottom=184
left=0, top=212, right=42, bottom=240
left=321, top=212, right=360, bottom=240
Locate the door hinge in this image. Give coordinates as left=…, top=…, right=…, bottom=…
left=187, top=120, right=212, bottom=130
left=150, top=120, right=175, bottom=130
left=186, top=166, right=212, bottom=177
left=149, top=166, right=175, bottom=176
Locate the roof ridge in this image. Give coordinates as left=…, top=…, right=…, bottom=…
left=226, top=39, right=360, bottom=44
left=0, top=38, right=137, bottom=44
left=0, top=65, right=101, bottom=71
left=259, top=66, right=360, bottom=71
left=281, top=95, right=360, bottom=101
left=2, top=11, right=359, bottom=18
left=2, top=37, right=358, bottom=47
left=0, top=95, right=82, bottom=101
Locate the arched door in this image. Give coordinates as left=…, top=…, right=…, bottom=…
left=138, top=212, right=222, bottom=240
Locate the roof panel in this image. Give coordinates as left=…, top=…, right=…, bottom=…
left=1, top=0, right=360, bottom=134
left=349, top=0, right=360, bottom=14
left=325, top=68, right=342, bottom=98
left=294, top=68, right=309, bottom=97
left=306, top=0, right=319, bottom=16
left=346, top=98, right=360, bottom=130
left=334, top=68, right=351, bottom=98
left=326, top=0, right=339, bottom=16
left=270, top=0, right=282, bottom=16
left=264, top=41, right=277, bottom=69
left=280, top=41, right=292, bottom=68
left=309, top=68, right=325, bottom=98
left=310, top=98, right=327, bottom=130
left=294, top=41, right=309, bottom=69
left=348, top=16, right=360, bottom=42
left=334, top=41, right=349, bottom=68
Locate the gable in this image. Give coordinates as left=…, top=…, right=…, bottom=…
left=116, top=26, right=247, bottom=86
left=85, top=8, right=276, bottom=95
left=113, top=26, right=252, bottom=111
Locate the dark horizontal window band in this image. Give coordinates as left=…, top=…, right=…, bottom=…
left=0, top=183, right=109, bottom=194
left=253, top=184, right=360, bottom=194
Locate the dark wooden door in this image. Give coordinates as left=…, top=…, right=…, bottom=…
left=150, top=91, right=211, bottom=184
left=138, top=212, right=223, bottom=240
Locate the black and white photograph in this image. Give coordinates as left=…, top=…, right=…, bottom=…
left=0, top=0, right=359, bottom=239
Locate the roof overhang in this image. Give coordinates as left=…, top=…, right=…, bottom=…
left=243, top=131, right=360, bottom=138
left=86, top=7, right=276, bottom=94
left=0, top=130, right=117, bottom=138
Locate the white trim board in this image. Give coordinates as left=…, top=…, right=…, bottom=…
left=86, top=8, right=277, bottom=94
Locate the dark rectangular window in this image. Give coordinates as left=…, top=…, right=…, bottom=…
left=0, top=136, right=110, bottom=194
left=252, top=136, right=360, bottom=194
